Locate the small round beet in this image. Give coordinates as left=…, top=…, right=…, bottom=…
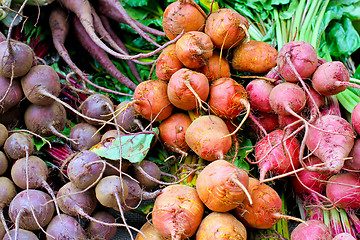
left=133, top=80, right=174, bottom=121
left=57, top=182, right=97, bottom=217
left=0, top=123, right=8, bottom=147
left=155, top=44, right=184, bottom=81
left=21, top=64, right=60, bottom=105
left=95, top=175, right=129, bottom=211
left=3, top=229, right=39, bottom=240
left=167, top=68, right=210, bottom=111
left=79, top=94, right=114, bottom=125
left=4, top=132, right=34, bottom=160
left=46, top=214, right=87, bottom=240
left=162, top=1, right=206, bottom=40
left=115, top=101, right=141, bottom=132
left=0, top=75, right=24, bottom=114
left=87, top=211, right=117, bottom=240
left=175, top=31, right=213, bottom=69
left=11, top=155, right=49, bottom=189
left=197, top=51, right=231, bottom=82
left=269, top=82, right=306, bottom=116
left=159, top=112, right=192, bottom=153
left=276, top=41, right=318, bottom=82
left=205, top=8, right=249, bottom=49
left=9, top=189, right=55, bottom=230
left=101, top=129, right=125, bottom=142
left=312, top=61, right=350, bottom=96
left=246, top=79, right=274, bottom=113
left=0, top=151, right=8, bottom=175
left=133, top=160, right=161, bottom=191
left=69, top=123, right=101, bottom=151
left=0, top=176, right=17, bottom=208
left=67, top=150, right=104, bottom=189
left=24, top=102, right=67, bottom=137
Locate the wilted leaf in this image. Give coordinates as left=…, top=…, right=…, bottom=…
left=90, top=128, right=159, bottom=163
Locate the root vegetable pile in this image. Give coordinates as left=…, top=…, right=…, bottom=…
left=0, top=0, right=360, bottom=239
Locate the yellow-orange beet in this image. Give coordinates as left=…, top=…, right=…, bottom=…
left=175, top=31, right=214, bottom=69
left=196, top=160, right=250, bottom=212
left=156, top=44, right=184, bottom=81
left=232, top=40, right=278, bottom=74
left=133, top=80, right=174, bottom=121
left=234, top=178, right=292, bottom=229
left=197, top=51, right=230, bottom=82
left=163, top=0, right=206, bottom=40
left=185, top=115, right=232, bottom=161
left=196, top=212, right=247, bottom=240
left=205, top=8, right=249, bottom=49
left=152, top=185, right=204, bottom=240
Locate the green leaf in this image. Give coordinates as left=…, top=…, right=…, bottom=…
left=122, top=0, right=149, bottom=7
left=90, top=128, right=159, bottom=163
left=326, top=17, right=360, bottom=57
left=229, top=137, right=253, bottom=171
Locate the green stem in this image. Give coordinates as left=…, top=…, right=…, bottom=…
left=291, top=0, right=307, bottom=41
left=350, top=77, right=360, bottom=84
left=300, top=0, right=322, bottom=42
left=274, top=8, right=283, bottom=49
left=310, top=0, right=330, bottom=49
left=339, top=209, right=353, bottom=235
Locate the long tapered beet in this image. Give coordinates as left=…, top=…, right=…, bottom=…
left=72, top=15, right=137, bottom=90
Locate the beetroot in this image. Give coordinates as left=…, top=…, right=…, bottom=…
left=276, top=41, right=318, bottom=82
left=152, top=184, right=204, bottom=240
left=159, top=112, right=192, bottom=154
left=133, top=80, right=174, bottom=121
left=246, top=79, right=274, bottom=113
left=9, top=189, right=55, bottom=230
left=351, top=102, right=360, bottom=135
left=312, top=61, right=350, bottom=96
left=67, top=150, right=104, bottom=189
left=24, top=102, right=67, bottom=137
left=69, top=123, right=101, bottom=151
left=290, top=220, right=332, bottom=240
left=155, top=44, right=184, bottom=81
left=86, top=211, right=117, bottom=240
left=269, top=82, right=307, bottom=116
left=0, top=75, right=24, bottom=114
left=205, top=8, right=249, bottom=49
left=255, top=129, right=301, bottom=182
left=162, top=0, right=206, bottom=40
left=326, top=172, right=360, bottom=209
left=0, top=40, right=34, bottom=78
left=4, top=132, right=34, bottom=160
left=21, top=64, right=60, bottom=105
left=175, top=31, right=214, bottom=69
left=185, top=115, right=232, bottom=161
left=79, top=93, right=114, bottom=125
left=167, top=68, right=209, bottom=111
left=305, top=115, right=355, bottom=174
left=46, top=214, right=87, bottom=240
